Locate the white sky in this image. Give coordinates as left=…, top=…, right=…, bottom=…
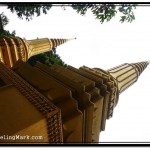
left=0, top=5, right=150, bottom=143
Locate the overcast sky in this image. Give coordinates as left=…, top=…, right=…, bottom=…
left=0, top=5, right=150, bottom=143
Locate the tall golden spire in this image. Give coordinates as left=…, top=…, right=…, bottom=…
left=92, top=61, right=149, bottom=119
left=0, top=36, right=74, bottom=68
left=107, top=61, right=149, bottom=94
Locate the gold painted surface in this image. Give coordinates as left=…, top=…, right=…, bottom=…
left=67, top=65, right=104, bottom=142
left=0, top=62, right=63, bottom=143
left=0, top=46, right=4, bottom=63
left=71, top=66, right=110, bottom=131
left=12, top=60, right=83, bottom=143
left=0, top=85, right=49, bottom=143
left=35, top=62, right=96, bottom=143
left=82, top=66, right=117, bottom=119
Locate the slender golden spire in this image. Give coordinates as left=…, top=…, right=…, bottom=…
left=0, top=36, right=74, bottom=68
left=107, top=61, right=149, bottom=94
left=90, top=61, right=149, bottom=119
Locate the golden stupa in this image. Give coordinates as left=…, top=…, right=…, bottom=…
left=0, top=36, right=149, bottom=143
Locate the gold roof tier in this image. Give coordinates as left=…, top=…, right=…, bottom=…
left=0, top=36, right=74, bottom=68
